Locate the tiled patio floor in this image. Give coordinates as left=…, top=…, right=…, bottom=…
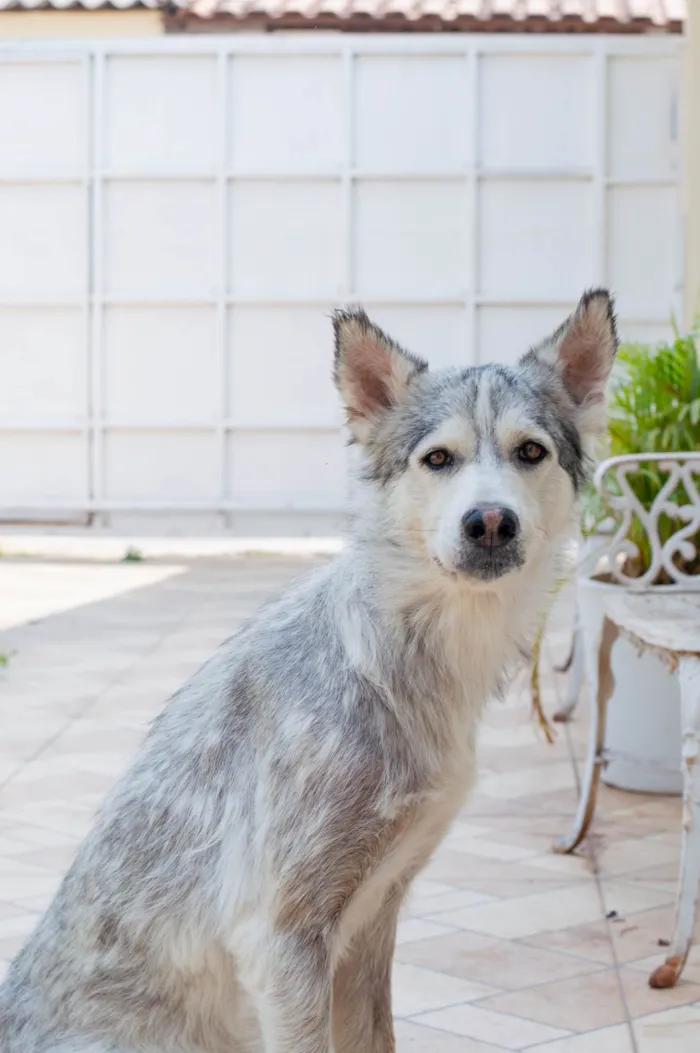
left=1, top=552, right=699, bottom=1051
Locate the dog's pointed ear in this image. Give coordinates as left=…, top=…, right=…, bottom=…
left=521, top=288, right=618, bottom=438
left=333, top=308, right=428, bottom=443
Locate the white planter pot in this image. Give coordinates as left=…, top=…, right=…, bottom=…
left=577, top=576, right=683, bottom=795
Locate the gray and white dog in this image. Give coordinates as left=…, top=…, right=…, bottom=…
left=0, top=289, right=617, bottom=1053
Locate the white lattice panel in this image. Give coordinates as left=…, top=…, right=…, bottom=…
left=0, top=35, right=682, bottom=527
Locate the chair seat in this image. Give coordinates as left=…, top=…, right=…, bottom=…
left=602, top=592, right=700, bottom=657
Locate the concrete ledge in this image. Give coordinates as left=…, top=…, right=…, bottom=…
left=0, top=533, right=343, bottom=561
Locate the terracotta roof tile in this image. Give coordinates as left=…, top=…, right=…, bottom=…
left=0, top=0, right=685, bottom=28
left=0, top=0, right=161, bottom=9
left=172, top=0, right=685, bottom=28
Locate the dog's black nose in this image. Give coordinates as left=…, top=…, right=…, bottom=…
left=462, top=505, right=520, bottom=548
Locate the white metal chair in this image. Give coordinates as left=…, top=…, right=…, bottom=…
left=555, top=452, right=700, bottom=989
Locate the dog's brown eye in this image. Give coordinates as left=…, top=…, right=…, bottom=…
left=518, top=441, right=547, bottom=465
left=424, top=449, right=452, bottom=470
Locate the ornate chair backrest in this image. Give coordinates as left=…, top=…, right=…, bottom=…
left=585, top=453, right=700, bottom=592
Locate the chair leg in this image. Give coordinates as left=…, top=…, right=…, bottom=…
left=650, top=658, right=700, bottom=989
left=554, top=625, right=586, bottom=723
left=554, top=616, right=618, bottom=855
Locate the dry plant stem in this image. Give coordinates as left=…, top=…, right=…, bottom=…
left=530, top=618, right=556, bottom=745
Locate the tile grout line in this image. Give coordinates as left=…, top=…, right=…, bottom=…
left=595, top=875, right=641, bottom=1053
left=0, top=606, right=197, bottom=799
left=540, top=629, right=627, bottom=1043
left=561, top=659, right=640, bottom=1053
left=517, top=1021, right=631, bottom=1052
left=405, top=997, right=552, bottom=1050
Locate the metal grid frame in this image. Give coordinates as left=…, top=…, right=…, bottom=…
left=0, top=33, right=682, bottom=523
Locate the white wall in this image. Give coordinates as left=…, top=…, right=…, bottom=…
left=0, top=35, right=683, bottom=531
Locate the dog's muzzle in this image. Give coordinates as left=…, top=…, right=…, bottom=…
left=462, top=505, right=520, bottom=549
left=457, top=504, right=524, bottom=580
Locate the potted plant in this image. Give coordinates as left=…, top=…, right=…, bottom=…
left=533, top=328, right=700, bottom=792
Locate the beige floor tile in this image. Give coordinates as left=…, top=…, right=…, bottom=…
left=460, top=795, right=539, bottom=821
left=632, top=1003, right=700, bottom=1052
left=607, top=790, right=681, bottom=816
left=432, top=879, right=578, bottom=902
left=0, top=710, right=68, bottom=741
left=469, top=816, right=584, bottom=856
left=0, top=856, right=65, bottom=878
left=9, top=844, right=78, bottom=873
left=596, top=837, right=680, bottom=878
left=524, top=1024, right=635, bottom=1052
left=522, top=853, right=594, bottom=878
left=600, top=879, right=676, bottom=918
left=479, top=969, right=627, bottom=1032
left=626, top=945, right=700, bottom=985
left=8, top=755, right=106, bottom=781
left=411, top=1003, right=571, bottom=1050
left=480, top=753, right=566, bottom=781
left=0, top=912, right=38, bottom=943
left=631, top=878, right=679, bottom=897
left=0, top=910, right=38, bottom=962
left=396, top=928, right=497, bottom=965
left=644, top=829, right=683, bottom=848
left=406, top=887, right=499, bottom=918
left=394, top=1020, right=506, bottom=1052
left=396, top=918, right=459, bottom=946
left=409, top=878, right=458, bottom=897
left=443, top=822, right=496, bottom=842
left=0, top=771, right=117, bottom=808
left=618, top=967, right=700, bottom=1018
left=48, top=752, right=133, bottom=779
left=445, top=835, right=539, bottom=864
left=597, top=815, right=680, bottom=843
left=421, top=851, right=580, bottom=895
left=477, top=725, right=557, bottom=750
left=48, top=728, right=146, bottom=755
left=9, top=894, right=55, bottom=914
left=0, top=871, right=62, bottom=903
left=0, top=759, right=22, bottom=783
left=0, top=822, right=82, bottom=848
left=0, top=835, right=39, bottom=856
left=522, top=921, right=616, bottom=966
left=605, top=905, right=685, bottom=964
left=477, top=763, right=575, bottom=802
left=0, top=562, right=184, bottom=632
left=515, top=788, right=582, bottom=816
left=0, top=933, right=30, bottom=959
left=396, top=931, right=603, bottom=990
left=392, top=963, right=500, bottom=1017
left=0, top=802, right=94, bottom=839
left=0, top=901, right=29, bottom=923
left=431, top=884, right=603, bottom=940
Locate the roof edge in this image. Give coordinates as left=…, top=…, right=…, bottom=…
left=163, top=8, right=685, bottom=33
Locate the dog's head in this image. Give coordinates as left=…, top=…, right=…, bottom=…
left=334, top=290, right=617, bottom=588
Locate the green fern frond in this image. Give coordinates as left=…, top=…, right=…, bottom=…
left=579, top=325, right=700, bottom=578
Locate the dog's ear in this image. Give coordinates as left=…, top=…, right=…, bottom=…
left=521, top=288, right=618, bottom=437
left=333, top=308, right=428, bottom=443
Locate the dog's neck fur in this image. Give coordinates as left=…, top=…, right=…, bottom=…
left=330, top=482, right=569, bottom=735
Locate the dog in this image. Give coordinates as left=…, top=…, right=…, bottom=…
left=0, top=289, right=617, bottom=1053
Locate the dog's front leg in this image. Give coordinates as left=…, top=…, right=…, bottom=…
left=331, top=887, right=403, bottom=1053
left=257, top=933, right=332, bottom=1053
